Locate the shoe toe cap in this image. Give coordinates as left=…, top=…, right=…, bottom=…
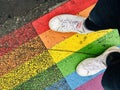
left=49, top=17, right=61, bottom=31
left=76, top=65, right=89, bottom=76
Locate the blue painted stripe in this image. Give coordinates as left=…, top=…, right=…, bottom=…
left=65, top=70, right=105, bottom=90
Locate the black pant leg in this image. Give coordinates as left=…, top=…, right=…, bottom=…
left=85, top=0, right=120, bottom=31
left=102, top=52, right=120, bottom=90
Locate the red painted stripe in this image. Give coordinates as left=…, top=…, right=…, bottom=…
left=0, top=23, right=38, bottom=57
left=32, top=0, right=97, bottom=34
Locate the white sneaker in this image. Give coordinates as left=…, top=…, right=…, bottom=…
left=76, top=46, right=120, bottom=76
left=49, top=14, right=93, bottom=34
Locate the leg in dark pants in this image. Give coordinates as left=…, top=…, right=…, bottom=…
left=102, top=52, right=120, bottom=90
left=85, top=0, right=120, bottom=32
left=84, top=0, right=120, bottom=89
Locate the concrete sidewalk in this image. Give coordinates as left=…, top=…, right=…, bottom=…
left=0, top=0, right=67, bottom=37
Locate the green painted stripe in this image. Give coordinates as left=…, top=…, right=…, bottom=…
left=57, top=30, right=120, bottom=77
left=13, top=65, right=65, bottom=90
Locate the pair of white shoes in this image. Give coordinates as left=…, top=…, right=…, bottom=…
left=49, top=14, right=120, bottom=76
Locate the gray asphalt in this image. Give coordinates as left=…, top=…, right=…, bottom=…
left=0, top=0, right=67, bottom=37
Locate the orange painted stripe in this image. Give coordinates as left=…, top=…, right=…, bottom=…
left=0, top=36, right=46, bottom=76
left=78, top=4, right=96, bottom=17
left=39, top=30, right=75, bottom=49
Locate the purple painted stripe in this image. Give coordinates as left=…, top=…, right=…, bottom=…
left=76, top=74, right=104, bottom=90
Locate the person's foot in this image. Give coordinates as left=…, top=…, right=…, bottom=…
left=49, top=14, right=93, bottom=34
left=76, top=46, right=120, bottom=76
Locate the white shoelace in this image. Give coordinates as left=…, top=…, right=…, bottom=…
left=58, top=19, right=84, bottom=33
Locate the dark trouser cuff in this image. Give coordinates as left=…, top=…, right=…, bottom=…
left=84, top=18, right=110, bottom=31
left=106, top=52, right=120, bottom=66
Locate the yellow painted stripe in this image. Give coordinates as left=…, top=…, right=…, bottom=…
left=48, top=30, right=112, bottom=63
left=0, top=51, right=55, bottom=90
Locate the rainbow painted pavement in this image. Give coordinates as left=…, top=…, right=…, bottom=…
left=0, top=0, right=120, bottom=90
